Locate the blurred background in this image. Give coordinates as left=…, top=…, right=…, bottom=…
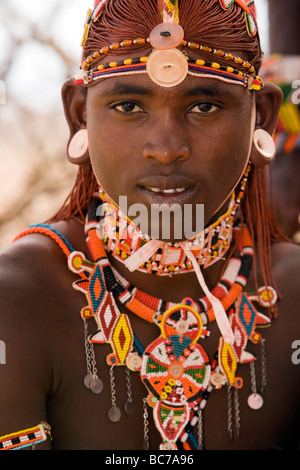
left=0, top=0, right=91, bottom=248
left=0, top=0, right=299, bottom=249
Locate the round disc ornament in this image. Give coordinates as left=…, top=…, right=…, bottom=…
left=68, top=129, right=88, bottom=159
left=146, top=48, right=188, bottom=87
left=258, top=286, right=278, bottom=308
left=84, top=374, right=104, bottom=394
left=247, top=393, right=264, bottom=410
left=108, top=406, right=122, bottom=422
left=90, top=377, right=104, bottom=394
left=149, top=23, right=184, bottom=50
left=83, top=374, right=93, bottom=390
left=124, top=399, right=136, bottom=416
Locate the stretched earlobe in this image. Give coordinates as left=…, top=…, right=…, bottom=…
left=62, top=80, right=91, bottom=166
left=249, top=83, right=282, bottom=167
left=67, top=129, right=90, bottom=165
left=250, top=128, right=276, bottom=167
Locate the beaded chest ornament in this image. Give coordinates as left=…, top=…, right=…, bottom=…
left=65, top=200, right=276, bottom=449
left=14, top=217, right=276, bottom=449
left=57, top=160, right=275, bottom=449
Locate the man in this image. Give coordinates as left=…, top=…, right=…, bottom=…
left=0, top=0, right=299, bottom=450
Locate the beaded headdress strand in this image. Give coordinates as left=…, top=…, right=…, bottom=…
left=74, top=0, right=263, bottom=91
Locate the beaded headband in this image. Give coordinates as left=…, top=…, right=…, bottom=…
left=74, top=55, right=263, bottom=90
left=74, top=0, right=263, bottom=90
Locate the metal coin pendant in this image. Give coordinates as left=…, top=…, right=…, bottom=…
left=90, top=377, right=104, bottom=394
left=84, top=374, right=93, bottom=390
left=247, top=393, right=264, bottom=410
left=108, top=406, right=122, bottom=423
left=124, top=399, right=136, bottom=416
left=143, top=439, right=150, bottom=451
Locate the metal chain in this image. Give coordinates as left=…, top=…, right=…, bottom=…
left=143, top=398, right=150, bottom=450
left=89, top=343, right=98, bottom=378
left=107, top=365, right=122, bottom=422
left=233, top=388, right=241, bottom=439
left=249, top=361, right=257, bottom=394
left=126, top=368, right=133, bottom=403
left=197, top=409, right=203, bottom=450
left=227, top=385, right=241, bottom=442
left=227, top=385, right=233, bottom=442
left=109, top=365, right=117, bottom=409
left=260, top=338, right=267, bottom=394
left=84, top=319, right=99, bottom=379
left=84, top=319, right=92, bottom=376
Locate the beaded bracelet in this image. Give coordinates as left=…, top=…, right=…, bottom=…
left=0, top=422, right=52, bottom=450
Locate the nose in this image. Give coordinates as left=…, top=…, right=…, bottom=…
left=142, top=116, right=191, bottom=165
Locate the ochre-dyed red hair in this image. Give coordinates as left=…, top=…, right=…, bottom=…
left=50, top=0, right=289, bottom=318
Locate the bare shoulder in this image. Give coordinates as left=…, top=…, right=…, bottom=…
left=0, top=222, right=74, bottom=320
left=0, top=218, right=86, bottom=347
left=0, top=218, right=87, bottom=298
left=0, top=219, right=85, bottom=442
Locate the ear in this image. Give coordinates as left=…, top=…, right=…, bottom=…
left=250, top=83, right=283, bottom=167
left=254, top=83, right=283, bottom=133
left=61, top=80, right=90, bottom=166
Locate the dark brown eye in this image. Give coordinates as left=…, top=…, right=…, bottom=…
left=191, top=102, right=218, bottom=114
left=114, top=101, right=141, bottom=113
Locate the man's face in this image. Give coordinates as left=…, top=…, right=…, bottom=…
left=86, top=67, right=254, bottom=240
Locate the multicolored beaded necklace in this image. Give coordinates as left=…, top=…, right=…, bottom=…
left=72, top=172, right=273, bottom=449
left=16, top=218, right=276, bottom=449
left=95, top=163, right=250, bottom=278
left=97, top=191, right=233, bottom=276
left=14, top=162, right=278, bottom=449
left=65, top=193, right=275, bottom=449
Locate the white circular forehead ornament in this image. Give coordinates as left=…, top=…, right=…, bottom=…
left=146, top=48, right=188, bottom=87
left=149, top=22, right=184, bottom=50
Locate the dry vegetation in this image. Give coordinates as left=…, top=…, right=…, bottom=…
left=0, top=1, right=79, bottom=249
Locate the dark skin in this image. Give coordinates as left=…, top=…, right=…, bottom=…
left=86, top=76, right=252, bottom=242
left=0, top=60, right=299, bottom=450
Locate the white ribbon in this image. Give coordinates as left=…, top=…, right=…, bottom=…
left=124, top=239, right=165, bottom=272
left=124, top=237, right=235, bottom=344
left=181, top=244, right=235, bottom=344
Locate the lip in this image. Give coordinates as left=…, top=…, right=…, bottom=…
left=137, top=175, right=198, bottom=205
left=138, top=174, right=197, bottom=190
left=144, top=187, right=186, bottom=193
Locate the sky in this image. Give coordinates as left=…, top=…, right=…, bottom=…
left=0, top=0, right=270, bottom=114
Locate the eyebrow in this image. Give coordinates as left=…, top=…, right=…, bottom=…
left=185, top=86, right=230, bottom=100
left=100, top=82, right=154, bottom=97
left=98, top=81, right=233, bottom=100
